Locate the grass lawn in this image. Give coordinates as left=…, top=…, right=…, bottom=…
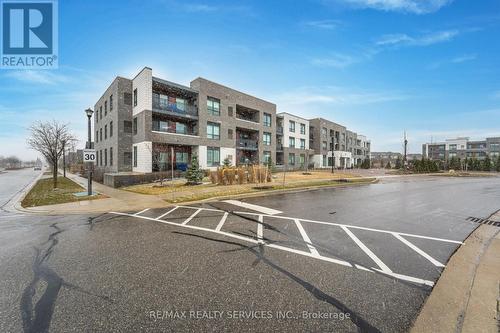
left=22, top=176, right=104, bottom=207
left=123, top=171, right=375, bottom=204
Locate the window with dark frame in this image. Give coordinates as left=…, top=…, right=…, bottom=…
left=207, top=147, right=220, bottom=167
left=133, top=146, right=137, bottom=167
left=207, top=97, right=220, bottom=116
left=110, top=147, right=113, bottom=166
left=104, top=125, right=107, bottom=139
left=110, top=121, right=113, bottom=137
left=133, top=118, right=137, bottom=135
left=110, top=94, right=113, bottom=111
left=263, top=113, right=272, bottom=127
left=104, top=101, right=107, bottom=115
left=207, top=122, right=220, bottom=140
left=133, top=89, right=137, bottom=107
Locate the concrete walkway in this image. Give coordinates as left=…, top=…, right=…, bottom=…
left=21, top=172, right=167, bottom=215
left=411, top=210, right=500, bottom=333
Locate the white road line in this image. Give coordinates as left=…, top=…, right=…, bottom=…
left=181, top=205, right=224, bottom=212
left=233, top=211, right=462, bottom=244
left=182, top=208, right=202, bottom=225
left=223, top=200, right=283, bottom=215
left=294, top=219, right=320, bottom=257
left=341, top=225, right=393, bottom=273
left=0, top=215, right=26, bottom=219
left=109, top=211, right=435, bottom=286
left=134, top=208, right=150, bottom=216
left=156, top=206, right=178, bottom=220
left=257, top=215, right=264, bottom=243
left=392, top=233, right=445, bottom=267
left=215, top=212, right=229, bottom=232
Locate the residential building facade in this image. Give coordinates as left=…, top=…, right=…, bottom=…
left=308, top=118, right=370, bottom=169
left=422, top=137, right=500, bottom=161
left=276, top=112, right=313, bottom=169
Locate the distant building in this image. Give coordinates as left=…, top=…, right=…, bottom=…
left=422, top=137, right=500, bottom=161
left=370, top=152, right=402, bottom=168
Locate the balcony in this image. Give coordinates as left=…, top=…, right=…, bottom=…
left=277, top=126, right=283, bottom=135
left=276, top=143, right=283, bottom=151
left=237, top=139, right=258, bottom=150
left=152, top=95, right=198, bottom=119
left=152, top=119, right=197, bottom=136
left=236, top=105, right=259, bottom=123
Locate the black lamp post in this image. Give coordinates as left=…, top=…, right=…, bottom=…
left=85, top=108, right=94, bottom=196
left=331, top=136, right=335, bottom=174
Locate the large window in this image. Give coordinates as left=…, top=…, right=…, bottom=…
left=207, top=97, right=220, bottom=116
left=263, top=151, right=271, bottom=164
left=207, top=147, right=220, bottom=167
left=207, top=122, right=220, bottom=140
left=263, top=113, right=272, bottom=127
left=263, top=132, right=271, bottom=146
left=288, top=153, right=295, bottom=165
left=289, top=120, right=295, bottom=132
left=133, top=146, right=137, bottom=167
left=300, top=123, right=306, bottom=135
left=289, top=137, right=295, bottom=148
left=300, top=139, right=306, bottom=149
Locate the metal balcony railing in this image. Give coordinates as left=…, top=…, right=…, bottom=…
left=152, top=124, right=197, bottom=136
left=152, top=99, right=198, bottom=117
left=237, top=139, right=258, bottom=149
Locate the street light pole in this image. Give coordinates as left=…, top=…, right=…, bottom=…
left=85, top=108, right=94, bottom=196
left=62, top=140, right=66, bottom=177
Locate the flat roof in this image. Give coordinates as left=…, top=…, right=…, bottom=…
left=153, top=76, right=198, bottom=94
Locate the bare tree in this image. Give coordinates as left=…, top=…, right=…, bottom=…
left=27, top=121, right=76, bottom=188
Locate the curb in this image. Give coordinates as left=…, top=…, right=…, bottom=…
left=5, top=170, right=45, bottom=214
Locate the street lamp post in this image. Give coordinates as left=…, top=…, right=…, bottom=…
left=331, top=136, right=335, bottom=174
left=85, top=108, right=94, bottom=196
left=62, top=140, right=66, bottom=177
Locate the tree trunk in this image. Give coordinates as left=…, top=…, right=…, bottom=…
left=53, top=159, right=58, bottom=189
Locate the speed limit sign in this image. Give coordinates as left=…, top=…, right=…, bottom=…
left=83, top=149, right=97, bottom=163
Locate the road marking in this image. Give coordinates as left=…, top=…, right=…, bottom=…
left=392, top=233, right=445, bottom=267
left=0, top=214, right=26, bottom=219
left=341, top=225, right=393, bottom=273
left=294, top=219, right=320, bottom=257
left=134, top=208, right=150, bottom=216
left=109, top=211, right=435, bottom=287
left=233, top=211, right=462, bottom=244
left=181, top=205, right=224, bottom=212
left=223, top=200, right=282, bottom=215
left=215, top=212, right=229, bottom=232
left=156, top=206, right=178, bottom=220
left=182, top=208, right=202, bottom=225
left=257, top=215, right=264, bottom=243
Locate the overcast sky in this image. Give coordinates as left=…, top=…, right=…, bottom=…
left=1, top=0, right=499, bottom=160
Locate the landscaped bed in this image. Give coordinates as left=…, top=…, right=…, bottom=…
left=22, top=176, right=105, bottom=207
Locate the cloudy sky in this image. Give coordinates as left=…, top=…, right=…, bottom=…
left=1, top=0, right=499, bottom=160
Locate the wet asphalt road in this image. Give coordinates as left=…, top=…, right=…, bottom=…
left=0, top=172, right=499, bottom=333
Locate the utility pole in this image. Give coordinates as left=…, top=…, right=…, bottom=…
left=403, top=131, right=408, bottom=168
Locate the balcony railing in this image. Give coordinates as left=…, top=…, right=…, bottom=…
left=276, top=143, right=283, bottom=151
left=237, top=139, right=258, bottom=150
left=277, top=126, right=283, bottom=135
left=152, top=125, right=197, bottom=136
left=236, top=113, right=259, bottom=123
left=152, top=99, right=198, bottom=118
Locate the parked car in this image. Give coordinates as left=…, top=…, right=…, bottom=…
left=34, top=166, right=41, bottom=171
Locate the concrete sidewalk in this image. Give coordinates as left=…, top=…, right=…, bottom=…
left=411, top=210, right=500, bottom=333
left=21, top=172, right=167, bottom=215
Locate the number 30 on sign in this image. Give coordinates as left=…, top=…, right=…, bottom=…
left=83, top=149, right=96, bottom=163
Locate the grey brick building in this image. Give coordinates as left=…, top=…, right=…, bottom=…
left=422, top=137, right=500, bottom=161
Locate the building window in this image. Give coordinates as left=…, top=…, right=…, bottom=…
left=207, top=147, right=220, bottom=167
left=96, top=130, right=98, bottom=143
left=104, top=125, right=107, bottom=139
left=110, top=121, right=113, bottom=137
left=322, top=141, right=327, bottom=150
left=322, top=155, right=327, bottom=167
left=110, top=147, right=113, bottom=166
left=289, top=120, right=295, bottom=132
left=104, top=101, right=107, bottom=115
left=124, top=121, right=132, bottom=134
left=104, top=149, right=108, bottom=166
left=288, top=153, right=295, bottom=165
left=124, top=152, right=132, bottom=166
left=300, top=123, right=306, bottom=135
left=207, top=97, right=220, bottom=116
left=100, top=106, right=102, bottom=120
left=263, top=113, right=272, bottom=127
left=299, top=154, right=305, bottom=166
left=96, top=110, right=98, bottom=123
left=263, top=151, right=271, bottom=164
left=300, top=139, right=306, bottom=149
left=321, top=127, right=327, bottom=137
left=133, top=89, right=137, bottom=107
left=263, top=132, right=271, bottom=146
left=207, top=122, right=220, bottom=140
left=133, top=146, right=137, bottom=167
left=289, top=137, right=295, bottom=148
left=100, top=150, right=103, bottom=166
left=110, top=94, right=113, bottom=111
left=100, top=128, right=103, bottom=142
left=133, top=118, right=137, bottom=135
